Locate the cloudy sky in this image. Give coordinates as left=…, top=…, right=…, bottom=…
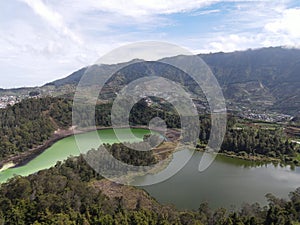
left=1, top=0, right=300, bottom=88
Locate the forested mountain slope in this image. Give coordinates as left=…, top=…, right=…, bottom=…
left=0, top=97, right=72, bottom=160
left=1, top=153, right=300, bottom=224
left=0, top=96, right=298, bottom=166
left=200, top=47, right=300, bottom=114
left=44, top=47, right=300, bottom=115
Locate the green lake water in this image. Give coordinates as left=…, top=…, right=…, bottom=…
left=1, top=128, right=300, bottom=209
left=0, top=128, right=151, bottom=183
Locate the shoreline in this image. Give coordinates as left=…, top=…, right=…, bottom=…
left=195, top=147, right=296, bottom=166
left=0, top=128, right=76, bottom=169
left=0, top=162, right=16, bottom=172
left=1, top=126, right=296, bottom=172
left=218, top=151, right=280, bottom=163
left=0, top=126, right=179, bottom=171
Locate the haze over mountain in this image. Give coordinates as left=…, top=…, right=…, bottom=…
left=1, top=47, right=300, bottom=116
left=42, top=47, right=299, bottom=115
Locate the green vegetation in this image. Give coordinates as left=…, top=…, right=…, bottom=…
left=290, top=116, right=300, bottom=127
left=1, top=151, right=300, bottom=224
left=2, top=47, right=300, bottom=224
left=221, top=128, right=299, bottom=163
left=1, top=96, right=299, bottom=166
left=195, top=116, right=300, bottom=164
left=93, top=99, right=181, bottom=128
left=0, top=96, right=299, bottom=224
left=42, top=47, right=300, bottom=115
left=0, top=96, right=176, bottom=162
left=0, top=97, right=72, bottom=160
left=96, top=142, right=157, bottom=166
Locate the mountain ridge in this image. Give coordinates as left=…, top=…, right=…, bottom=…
left=45, top=46, right=300, bottom=115
left=1, top=46, right=299, bottom=116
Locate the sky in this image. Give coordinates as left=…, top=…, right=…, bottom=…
left=1, top=0, right=300, bottom=88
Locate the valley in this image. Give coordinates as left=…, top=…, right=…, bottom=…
left=0, top=47, right=300, bottom=224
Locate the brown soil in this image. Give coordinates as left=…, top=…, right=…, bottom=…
left=91, top=179, right=177, bottom=213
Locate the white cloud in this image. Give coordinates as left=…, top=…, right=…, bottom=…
left=192, top=9, right=221, bottom=16
left=265, top=8, right=300, bottom=38
left=1, top=0, right=300, bottom=88
left=49, top=0, right=215, bottom=18
left=208, top=34, right=253, bottom=52
left=190, top=1, right=300, bottom=53
left=20, top=0, right=82, bottom=44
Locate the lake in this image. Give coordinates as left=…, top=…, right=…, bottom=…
left=133, top=149, right=300, bottom=209
left=0, top=128, right=151, bottom=183
left=1, top=128, right=300, bottom=210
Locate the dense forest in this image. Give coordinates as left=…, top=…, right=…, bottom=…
left=221, top=128, right=298, bottom=161
left=0, top=97, right=72, bottom=160
left=0, top=97, right=300, bottom=224
left=127, top=100, right=300, bottom=163
left=197, top=116, right=299, bottom=163
left=1, top=153, right=300, bottom=224
left=86, top=142, right=158, bottom=172
left=107, top=142, right=157, bottom=166
left=0, top=97, right=299, bottom=164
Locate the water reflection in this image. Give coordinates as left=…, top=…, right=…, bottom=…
left=133, top=149, right=300, bottom=209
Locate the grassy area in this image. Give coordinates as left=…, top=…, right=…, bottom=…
left=233, top=120, right=282, bottom=131
left=252, top=122, right=281, bottom=128
left=294, top=153, right=300, bottom=162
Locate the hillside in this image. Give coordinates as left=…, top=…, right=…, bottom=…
left=41, top=47, right=300, bottom=116
left=200, top=47, right=300, bottom=114
left=1, top=153, right=300, bottom=224
left=0, top=97, right=72, bottom=161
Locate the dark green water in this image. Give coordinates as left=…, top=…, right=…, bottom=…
left=1, top=129, right=300, bottom=210
left=133, top=149, right=300, bottom=209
